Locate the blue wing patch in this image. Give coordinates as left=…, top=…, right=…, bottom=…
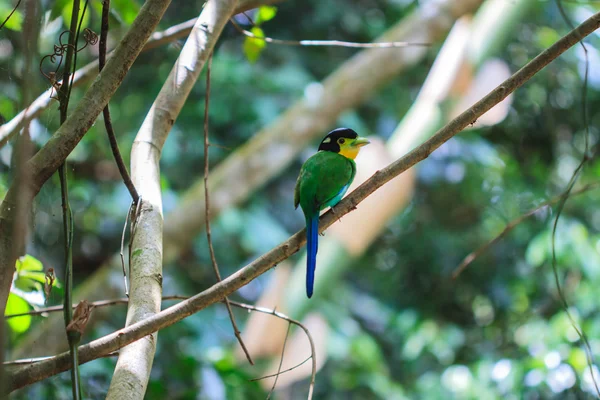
left=322, top=183, right=350, bottom=209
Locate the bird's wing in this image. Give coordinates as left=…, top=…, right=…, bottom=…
left=312, top=152, right=355, bottom=209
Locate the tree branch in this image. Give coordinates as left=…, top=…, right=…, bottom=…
left=105, top=1, right=239, bottom=398
left=6, top=10, right=599, bottom=393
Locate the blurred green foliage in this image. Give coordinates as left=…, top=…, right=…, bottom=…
left=2, top=0, right=600, bottom=399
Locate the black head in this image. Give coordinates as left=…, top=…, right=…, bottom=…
left=318, top=128, right=359, bottom=153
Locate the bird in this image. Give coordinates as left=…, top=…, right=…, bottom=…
left=294, top=128, right=370, bottom=298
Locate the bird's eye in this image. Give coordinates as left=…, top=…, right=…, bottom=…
left=338, top=138, right=345, bottom=145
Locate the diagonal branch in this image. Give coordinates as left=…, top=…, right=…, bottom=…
left=6, top=10, right=600, bottom=393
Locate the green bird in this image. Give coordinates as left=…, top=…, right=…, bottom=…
left=294, top=128, right=370, bottom=298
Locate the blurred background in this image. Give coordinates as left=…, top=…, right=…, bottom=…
left=2, top=0, right=600, bottom=398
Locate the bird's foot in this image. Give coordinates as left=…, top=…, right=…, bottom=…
left=330, top=206, right=343, bottom=223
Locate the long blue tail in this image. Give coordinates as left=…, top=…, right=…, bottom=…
left=306, top=216, right=319, bottom=298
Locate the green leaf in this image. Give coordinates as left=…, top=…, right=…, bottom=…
left=256, top=5, right=277, bottom=24
left=15, top=254, right=43, bottom=272
left=14, top=255, right=59, bottom=293
left=243, top=27, right=266, bottom=63
left=5, top=293, right=31, bottom=334
left=0, top=5, right=23, bottom=31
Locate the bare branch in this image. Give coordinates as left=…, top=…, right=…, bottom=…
left=0, top=0, right=21, bottom=30
left=452, top=181, right=600, bottom=279
left=6, top=11, right=599, bottom=393
left=4, top=352, right=119, bottom=366
left=249, top=356, right=312, bottom=382
left=4, top=296, right=187, bottom=319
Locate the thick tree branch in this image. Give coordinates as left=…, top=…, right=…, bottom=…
left=105, top=1, right=239, bottom=398
left=7, top=10, right=599, bottom=392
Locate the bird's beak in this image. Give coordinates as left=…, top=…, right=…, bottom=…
left=351, top=137, right=370, bottom=147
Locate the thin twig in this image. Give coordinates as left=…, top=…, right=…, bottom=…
left=229, top=301, right=316, bottom=400
left=55, top=1, right=83, bottom=396
left=0, top=0, right=21, bottom=30
left=267, top=323, right=291, bottom=400
left=551, top=1, right=599, bottom=395
left=202, top=52, right=254, bottom=365
left=452, top=181, right=600, bottom=279
left=66, top=0, right=90, bottom=104
left=98, top=0, right=140, bottom=203
left=230, top=18, right=429, bottom=48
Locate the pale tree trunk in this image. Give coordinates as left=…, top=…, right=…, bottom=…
left=105, top=1, right=239, bottom=398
